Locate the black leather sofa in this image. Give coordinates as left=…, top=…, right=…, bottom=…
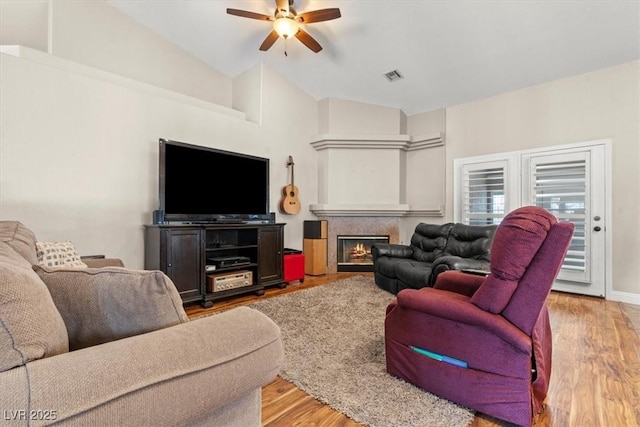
left=371, top=222, right=497, bottom=294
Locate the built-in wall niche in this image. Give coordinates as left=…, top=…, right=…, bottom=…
left=309, top=133, right=445, bottom=217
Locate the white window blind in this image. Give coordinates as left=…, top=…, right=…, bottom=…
left=461, top=161, right=507, bottom=225
left=530, top=158, right=588, bottom=276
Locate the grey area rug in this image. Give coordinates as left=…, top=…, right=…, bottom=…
left=248, top=276, right=475, bottom=427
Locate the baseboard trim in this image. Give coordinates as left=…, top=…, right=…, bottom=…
left=607, top=290, right=640, bottom=306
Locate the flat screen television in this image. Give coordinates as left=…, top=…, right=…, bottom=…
left=158, top=139, right=270, bottom=223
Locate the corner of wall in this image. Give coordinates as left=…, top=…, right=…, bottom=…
left=232, top=62, right=264, bottom=125
left=0, top=0, right=49, bottom=53
left=317, top=98, right=331, bottom=134
left=315, top=98, right=405, bottom=135
left=399, top=110, right=408, bottom=134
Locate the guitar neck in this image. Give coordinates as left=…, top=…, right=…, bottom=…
left=288, top=156, right=295, bottom=188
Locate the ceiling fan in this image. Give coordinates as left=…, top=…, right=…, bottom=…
left=227, top=0, right=341, bottom=53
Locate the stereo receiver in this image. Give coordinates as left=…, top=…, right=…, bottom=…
left=207, top=270, right=253, bottom=293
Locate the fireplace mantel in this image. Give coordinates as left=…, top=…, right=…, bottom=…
left=309, top=204, right=444, bottom=217
left=310, top=132, right=444, bottom=151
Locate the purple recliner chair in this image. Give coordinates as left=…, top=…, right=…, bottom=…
left=384, top=206, right=574, bottom=426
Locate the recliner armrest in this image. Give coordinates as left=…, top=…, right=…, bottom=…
left=430, top=256, right=490, bottom=285
left=394, top=288, right=530, bottom=353
left=371, top=243, right=413, bottom=261
left=433, top=270, right=485, bottom=297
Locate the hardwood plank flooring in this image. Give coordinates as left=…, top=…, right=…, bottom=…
left=185, top=273, right=640, bottom=427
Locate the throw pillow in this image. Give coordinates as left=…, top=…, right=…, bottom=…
left=0, top=221, right=38, bottom=265
left=36, top=241, right=88, bottom=268
left=0, top=242, right=69, bottom=372
left=34, top=265, right=188, bottom=351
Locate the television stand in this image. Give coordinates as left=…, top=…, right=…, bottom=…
left=144, top=223, right=285, bottom=307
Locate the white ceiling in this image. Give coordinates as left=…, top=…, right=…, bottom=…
left=107, top=0, right=640, bottom=116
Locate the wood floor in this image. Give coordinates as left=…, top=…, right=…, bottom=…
left=185, top=273, right=640, bottom=427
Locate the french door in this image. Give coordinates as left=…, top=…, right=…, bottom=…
left=521, top=145, right=607, bottom=297
left=456, top=141, right=609, bottom=297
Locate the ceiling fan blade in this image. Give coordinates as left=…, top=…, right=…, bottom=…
left=298, top=8, right=341, bottom=24
left=260, top=30, right=280, bottom=51
left=295, top=28, right=322, bottom=53
left=275, top=0, right=289, bottom=15
left=226, top=8, right=272, bottom=21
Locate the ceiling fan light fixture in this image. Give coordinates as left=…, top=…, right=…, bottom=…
left=273, top=17, right=299, bottom=39
left=227, top=1, right=340, bottom=52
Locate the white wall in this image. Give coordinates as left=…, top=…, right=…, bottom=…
left=0, top=47, right=321, bottom=267
left=0, top=0, right=49, bottom=52
left=403, top=108, right=447, bottom=242
left=0, top=49, right=242, bottom=267
left=318, top=98, right=404, bottom=134
left=232, top=64, right=263, bottom=124
left=5, top=0, right=233, bottom=109
left=407, top=108, right=446, bottom=135
left=0, top=0, right=324, bottom=266
left=253, top=64, right=320, bottom=249
left=445, top=61, right=640, bottom=298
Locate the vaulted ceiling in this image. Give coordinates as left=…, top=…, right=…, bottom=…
left=107, top=0, right=640, bottom=115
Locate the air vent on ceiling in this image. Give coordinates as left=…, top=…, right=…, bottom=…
left=384, top=69, right=404, bottom=82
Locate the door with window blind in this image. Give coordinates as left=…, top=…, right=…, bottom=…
left=522, top=147, right=606, bottom=297
left=456, top=141, right=608, bottom=297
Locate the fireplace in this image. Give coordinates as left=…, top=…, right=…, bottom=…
left=337, top=235, right=389, bottom=272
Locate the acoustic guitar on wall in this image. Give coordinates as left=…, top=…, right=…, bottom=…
left=280, top=156, right=301, bottom=215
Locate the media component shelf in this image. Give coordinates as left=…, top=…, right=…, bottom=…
left=144, top=223, right=284, bottom=307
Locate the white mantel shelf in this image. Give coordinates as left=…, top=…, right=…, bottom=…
left=310, top=132, right=444, bottom=151
left=309, top=204, right=444, bottom=217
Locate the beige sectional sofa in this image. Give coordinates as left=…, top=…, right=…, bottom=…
left=0, top=221, right=284, bottom=426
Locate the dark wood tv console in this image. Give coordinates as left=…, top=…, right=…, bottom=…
left=144, top=223, right=285, bottom=307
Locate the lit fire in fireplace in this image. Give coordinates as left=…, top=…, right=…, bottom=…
left=337, top=235, right=389, bottom=272
left=351, top=243, right=370, bottom=259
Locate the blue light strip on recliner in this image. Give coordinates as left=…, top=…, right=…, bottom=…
left=410, top=345, right=468, bottom=368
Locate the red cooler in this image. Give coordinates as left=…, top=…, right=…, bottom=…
left=283, top=249, right=305, bottom=283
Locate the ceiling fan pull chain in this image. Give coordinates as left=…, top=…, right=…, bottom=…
left=284, top=38, right=288, bottom=57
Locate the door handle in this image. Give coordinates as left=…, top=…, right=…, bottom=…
left=593, top=226, right=602, bottom=232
